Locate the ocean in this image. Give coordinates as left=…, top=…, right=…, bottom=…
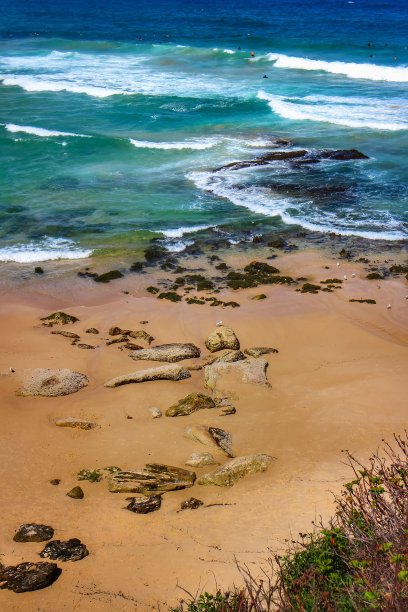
left=0, top=0, right=407, bottom=263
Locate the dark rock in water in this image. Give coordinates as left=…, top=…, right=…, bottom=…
left=40, top=311, right=79, bottom=325
left=268, top=237, right=286, bottom=249
left=180, top=497, right=204, bottom=511
left=108, top=464, right=196, bottom=493
left=144, top=244, right=167, bottom=261
left=34, top=266, right=44, bottom=274
left=214, top=149, right=308, bottom=172
left=13, top=524, right=54, bottom=543
left=0, top=561, right=61, bottom=592
left=319, top=149, right=368, bottom=161
left=40, top=539, right=89, bottom=562
left=339, top=248, right=352, bottom=259
left=86, top=328, right=99, bottom=334
left=125, top=495, right=162, bottom=514
left=94, top=270, right=124, bottom=283
left=129, top=261, right=144, bottom=272
left=66, top=486, right=84, bottom=499
left=166, top=392, right=215, bottom=417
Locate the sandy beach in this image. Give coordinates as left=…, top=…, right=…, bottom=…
left=0, top=245, right=407, bottom=610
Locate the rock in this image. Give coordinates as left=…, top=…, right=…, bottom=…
left=205, top=358, right=269, bottom=390
left=185, top=452, right=219, bottom=468
left=205, top=326, right=240, bottom=353
left=106, top=336, right=128, bottom=345
left=77, top=469, right=102, bottom=482
left=187, top=363, right=203, bottom=371
left=40, top=539, right=89, bottom=562
left=251, top=293, right=267, bottom=300
left=184, top=425, right=234, bottom=457
left=94, top=270, right=124, bottom=283
left=128, top=330, right=154, bottom=344
left=0, top=561, right=61, bottom=592
left=77, top=343, right=96, bottom=350
left=220, top=406, right=236, bottom=415
left=13, top=524, right=54, bottom=543
left=86, top=328, right=99, bottom=334
left=149, top=407, right=162, bottom=418
left=104, top=364, right=191, bottom=388
left=34, top=266, right=44, bottom=274
left=166, top=393, right=215, bottom=417
left=214, top=149, right=308, bottom=172
left=123, top=342, right=144, bottom=350
left=180, top=497, right=204, bottom=511
left=197, top=454, right=273, bottom=487
left=244, top=347, right=279, bottom=357
left=108, top=464, right=196, bottom=494
left=109, top=326, right=131, bottom=336
left=319, top=149, right=369, bottom=161
left=129, top=343, right=200, bottom=363
left=51, top=330, right=80, bottom=339
left=125, top=495, right=162, bottom=514
left=202, top=350, right=246, bottom=365
left=18, top=368, right=88, bottom=397
left=50, top=479, right=61, bottom=486
left=54, top=417, right=98, bottom=430
left=40, top=311, right=78, bottom=325
left=66, top=486, right=84, bottom=499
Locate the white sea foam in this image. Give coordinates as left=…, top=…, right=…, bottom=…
left=160, top=224, right=214, bottom=238
left=257, top=91, right=408, bottom=131
left=4, top=123, right=90, bottom=138
left=129, top=138, right=218, bottom=150
left=0, top=237, right=93, bottom=263
left=264, top=52, right=408, bottom=82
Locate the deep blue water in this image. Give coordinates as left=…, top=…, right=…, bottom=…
left=0, top=0, right=407, bottom=262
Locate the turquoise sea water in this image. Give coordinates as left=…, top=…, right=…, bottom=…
left=0, top=0, right=407, bottom=262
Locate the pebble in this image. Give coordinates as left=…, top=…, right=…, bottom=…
left=150, top=407, right=162, bottom=418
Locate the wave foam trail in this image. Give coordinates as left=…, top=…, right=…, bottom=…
left=0, top=238, right=93, bottom=263
left=265, top=53, right=408, bottom=82
left=4, top=123, right=90, bottom=138
left=257, top=91, right=408, bottom=131
left=160, top=224, right=214, bottom=238
left=129, top=138, right=218, bottom=150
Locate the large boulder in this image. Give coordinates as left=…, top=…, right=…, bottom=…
left=40, top=539, right=88, bottom=562
left=197, top=454, right=273, bottom=487
left=205, top=326, right=240, bottom=353
left=129, top=343, right=200, bottom=363
left=104, top=364, right=191, bottom=388
left=205, top=358, right=269, bottom=390
left=166, top=393, right=215, bottom=417
left=18, top=369, right=88, bottom=397
left=108, top=464, right=196, bottom=494
left=54, top=417, right=98, bottom=430
left=202, top=349, right=246, bottom=366
left=13, top=524, right=54, bottom=543
left=0, top=561, right=61, bottom=592
left=184, top=425, right=234, bottom=457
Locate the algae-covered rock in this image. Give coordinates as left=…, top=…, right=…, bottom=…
left=205, top=358, right=269, bottom=389
left=197, top=454, right=273, bottom=487
left=13, top=524, right=54, bottom=543
left=244, top=347, right=279, bottom=358
left=104, top=364, right=191, bottom=388
left=51, top=330, right=80, bottom=339
left=251, top=293, right=267, bottom=300
left=109, top=326, right=131, bottom=336
left=18, top=369, right=88, bottom=397
left=77, top=469, right=102, bottom=483
left=40, top=539, right=89, bottom=562
left=108, top=464, right=196, bottom=494
left=202, top=349, right=246, bottom=366
left=54, top=417, right=98, bottom=430
left=40, top=311, right=78, bottom=325
left=94, top=270, right=123, bottom=283
left=185, top=452, right=219, bottom=468
left=129, top=343, right=200, bottom=363
left=184, top=425, right=234, bottom=457
left=166, top=393, right=215, bottom=417
left=205, top=325, right=240, bottom=353
left=128, top=330, right=154, bottom=344
left=0, top=561, right=61, bottom=592
left=180, top=497, right=204, bottom=510
left=125, top=495, right=162, bottom=514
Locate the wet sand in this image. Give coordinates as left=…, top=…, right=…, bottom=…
left=0, top=249, right=407, bottom=610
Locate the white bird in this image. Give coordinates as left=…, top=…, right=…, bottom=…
left=386, top=304, right=392, bottom=309
left=351, top=273, right=356, bottom=278
left=336, top=262, right=340, bottom=267
left=216, top=321, right=223, bottom=326
left=343, top=275, right=348, bottom=280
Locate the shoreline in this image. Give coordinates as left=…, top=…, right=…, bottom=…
left=0, top=244, right=407, bottom=610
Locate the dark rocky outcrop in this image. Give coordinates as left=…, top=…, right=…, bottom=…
left=94, top=270, right=124, bottom=283
left=125, top=495, right=162, bottom=514
left=166, top=393, right=216, bottom=417
left=40, top=311, right=78, bottom=325
left=40, top=539, right=89, bottom=562
left=108, top=464, right=196, bottom=494
left=180, top=498, right=204, bottom=511
left=0, top=561, right=61, bottom=592
left=66, top=486, right=84, bottom=499
left=13, top=524, right=54, bottom=543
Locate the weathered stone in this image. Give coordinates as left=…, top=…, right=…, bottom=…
left=123, top=342, right=144, bottom=350
left=94, top=270, right=123, bottom=283
left=66, top=486, right=84, bottom=499
left=184, top=425, right=234, bottom=457
left=187, top=363, right=203, bottom=371
left=185, top=452, right=219, bottom=468
left=76, top=343, right=96, bottom=350
left=149, top=407, right=162, bottom=418
left=18, top=368, right=88, bottom=397
left=205, top=358, right=269, bottom=390
left=244, top=347, right=279, bottom=358
left=220, top=406, right=236, bottom=415
left=54, top=417, right=98, bottom=430
left=128, top=330, right=154, bottom=344
left=125, top=495, right=162, bottom=514
left=109, top=326, right=131, bottom=336
left=13, top=524, right=54, bottom=543
left=129, top=343, right=200, bottom=363
left=180, top=497, right=204, bottom=511
left=77, top=469, right=102, bottom=482
left=0, top=561, right=61, bottom=592
left=166, top=393, right=215, bottom=417
left=51, top=330, right=80, bottom=339
left=40, top=539, right=89, bottom=562
left=205, top=326, right=240, bottom=353
left=202, top=350, right=246, bottom=365
left=50, top=479, right=61, bottom=486
left=197, top=454, right=273, bottom=487
left=108, top=464, right=196, bottom=494
left=251, top=293, right=267, bottom=300
left=106, top=336, right=128, bottom=345
left=86, top=328, right=99, bottom=334
left=40, top=311, right=78, bottom=325
left=104, top=364, right=191, bottom=388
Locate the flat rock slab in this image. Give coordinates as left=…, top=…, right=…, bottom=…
left=166, top=392, right=215, bottom=417
left=104, top=364, right=191, bottom=388
left=205, top=326, right=240, bottom=353
left=184, top=425, right=234, bottom=457
left=244, top=347, right=279, bottom=357
left=205, top=358, right=269, bottom=390
left=108, top=464, right=196, bottom=494
left=125, top=495, right=162, bottom=514
left=130, top=343, right=200, bottom=363
left=185, top=452, right=219, bottom=468
left=54, top=417, right=98, bottom=430
left=40, top=539, right=89, bottom=562
left=197, top=454, right=273, bottom=487
left=18, top=368, right=88, bottom=397
left=0, top=562, right=61, bottom=592
left=13, top=524, right=54, bottom=543
left=202, top=350, right=246, bottom=366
